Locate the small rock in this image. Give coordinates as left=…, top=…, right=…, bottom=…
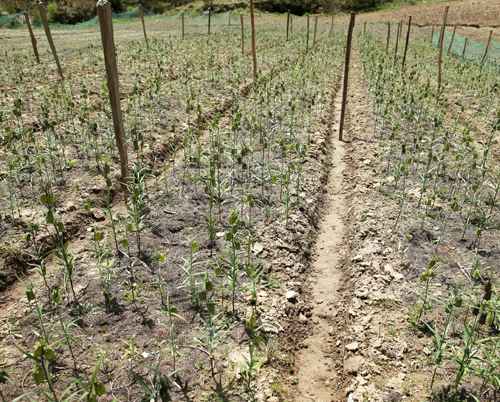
left=299, top=314, right=308, bottom=323
left=285, top=291, right=298, bottom=303
left=346, top=342, right=359, bottom=351
left=345, top=356, right=364, bottom=375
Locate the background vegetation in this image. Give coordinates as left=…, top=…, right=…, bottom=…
left=0, top=0, right=421, bottom=24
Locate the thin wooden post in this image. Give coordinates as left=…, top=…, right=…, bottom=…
left=394, top=21, right=401, bottom=62
left=250, top=0, right=257, bottom=79
left=97, top=0, right=129, bottom=184
left=363, top=21, right=366, bottom=35
left=228, top=10, right=231, bottom=28
left=431, top=25, right=434, bottom=43
left=447, top=23, right=457, bottom=54
left=462, top=37, right=468, bottom=60
left=313, top=15, right=318, bottom=47
left=240, top=12, right=244, bottom=53
left=481, top=30, right=493, bottom=64
left=402, top=15, right=411, bottom=68
left=139, top=4, right=148, bottom=44
left=386, top=22, right=390, bottom=53
left=38, top=2, right=64, bottom=81
left=291, top=14, right=293, bottom=33
left=208, top=7, right=211, bottom=35
left=437, top=6, right=449, bottom=92
left=24, top=12, right=40, bottom=63
left=181, top=11, right=185, bottom=39
left=306, top=14, right=310, bottom=53
left=330, top=14, right=334, bottom=34
left=339, top=12, right=356, bottom=142
left=286, top=10, right=290, bottom=40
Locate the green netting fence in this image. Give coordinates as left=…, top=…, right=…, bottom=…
left=0, top=6, right=241, bottom=31
left=359, top=20, right=500, bottom=66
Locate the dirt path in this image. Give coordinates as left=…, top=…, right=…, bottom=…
left=294, top=79, right=347, bottom=401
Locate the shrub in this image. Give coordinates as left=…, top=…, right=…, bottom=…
left=46, top=2, right=58, bottom=22
left=156, top=2, right=167, bottom=14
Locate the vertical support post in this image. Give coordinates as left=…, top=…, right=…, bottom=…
left=97, top=0, right=129, bottom=184
left=306, top=14, right=310, bottom=53
left=339, top=12, right=356, bottom=142
left=363, top=21, right=366, bottom=35
left=24, top=12, right=40, bottom=63
left=313, top=15, right=318, bottom=47
left=240, top=12, right=244, bottom=53
left=437, top=6, right=449, bottom=92
left=386, top=22, right=390, bottom=53
left=330, top=14, right=334, bottom=34
left=38, top=2, right=64, bottom=81
left=447, top=23, right=457, bottom=54
left=402, top=15, right=411, bottom=68
left=393, top=21, right=401, bottom=63
left=139, top=4, right=148, bottom=44
left=228, top=10, right=231, bottom=28
left=181, top=11, right=185, bottom=39
left=286, top=10, right=290, bottom=41
left=208, top=7, right=211, bottom=35
left=481, top=30, right=493, bottom=64
left=462, top=37, right=468, bottom=60
left=291, top=14, right=293, bottom=33
left=250, top=0, right=257, bottom=79
left=431, top=25, right=434, bottom=43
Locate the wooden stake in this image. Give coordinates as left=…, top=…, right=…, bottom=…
left=240, top=12, right=244, bottom=53
left=291, top=14, right=293, bottom=33
left=330, top=14, right=334, bottom=34
left=386, top=22, right=390, bottom=53
left=286, top=10, right=290, bottom=40
left=250, top=0, right=257, bottom=79
left=431, top=25, right=434, bottom=43
left=208, top=7, right=211, bottom=35
left=306, top=14, right=310, bottom=53
left=402, top=15, right=411, bottom=68
left=97, top=0, right=129, bottom=184
left=182, top=11, right=185, bottom=39
left=24, top=12, right=40, bottom=63
left=447, top=23, right=457, bottom=54
left=481, top=30, right=493, bottom=64
left=313, top=15, right=318, bottom=47
left=139, top=4, right=148, bottom=43
left=228, top=10, right=231, bottom=28
left=394, top=21, right=401, bottom=63
left=363, top=21, right=366, bottom=35
left=437, top=6, right=449, bottom=92
left=38, top=2, right=64, bottom=81
left=339, top=12, right=356, bottom=142
left=462, top=37, right=468, bottom=60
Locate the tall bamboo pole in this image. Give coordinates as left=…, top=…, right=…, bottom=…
left=313, top=15, right=318, bottom=47
left=182, top=11, right=185, bottom=39
left=402, top=16, right=412, bottom=68
left=38, top=1, right=64, bottom=80
left=240, top=12, right=244, bottom=53
left=437, top=6, right=449, bottom=92
left=250, top=0, right=257, bottom=79
left=139, top=4, right=148, bottom=43
left=339, top=12, right=356, bottom=142
left=481, top=30, right=493, bottom=64
left=24, top=12, right=40, bottom=63
left=306, top=14, right=310, bottom=53
left=447, top=23, right=457, bottom=54
left=386, top=22, right=390, bottom=53
left=96, top=0, right=129, bottom=184
left=208, top=7, right=211, bottom=35
left=286, top=10, right=290, bottom=40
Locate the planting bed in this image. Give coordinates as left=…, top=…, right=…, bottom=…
left=1, top=1, right=500, bottom=402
